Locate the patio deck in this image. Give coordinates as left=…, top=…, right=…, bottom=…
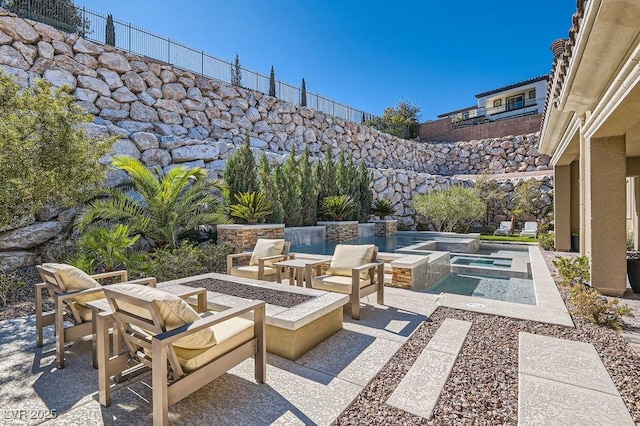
left=0, top=283, right=636, bottom=425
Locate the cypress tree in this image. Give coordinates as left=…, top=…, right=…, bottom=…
left=300, top=78, right=307, bottom=107
left=223, top=135, right=257, bottom=206
left=335, top=150, right=349, bottom=197
left=105, top=14, right=115, bottom=46
left=257, top=154, right=284, bottom=223
left=231, top=53, right=242, bottom=87
left=357, top=160, right=373, bottom=222
left=299, top=147, right=317, bottom=225
left=279, top=148, right=302, bottom=226
left=269, top=66, right=276, bottom=97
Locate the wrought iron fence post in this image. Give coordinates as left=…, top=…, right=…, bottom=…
left=128, top=23, right=131, bottom=51
left=201, top=50, right=204, bottom=75
left=167, top=38, right=170, bottom=63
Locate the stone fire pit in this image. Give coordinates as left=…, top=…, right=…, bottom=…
left=159, top=273, right=348, bottom=360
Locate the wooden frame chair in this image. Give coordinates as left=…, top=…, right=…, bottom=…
left=35, top=264, right=156, bottom=368
left=227, top=240, right=293, bottom=281
left=305, top=245, right=384, bottom=320
left=97, top=285, right=266, bottom=426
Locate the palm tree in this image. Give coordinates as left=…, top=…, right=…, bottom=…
left=77, top=156, right=229, bottom=248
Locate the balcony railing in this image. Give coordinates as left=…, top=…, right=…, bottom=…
left=451, top=98, right=542, bottom=129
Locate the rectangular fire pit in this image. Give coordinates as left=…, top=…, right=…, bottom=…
left=158, top=273, right=348, bottom=360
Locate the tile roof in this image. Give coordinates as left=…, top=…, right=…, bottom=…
left=541, top=0, right=589, bottom=132
left=474, top=75, right=549, bottom=98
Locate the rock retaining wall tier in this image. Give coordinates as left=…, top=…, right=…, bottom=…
left=0, top=10, right=555, bottom=268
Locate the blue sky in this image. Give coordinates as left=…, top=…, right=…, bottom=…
left=76, top=0, right=576, bottom=121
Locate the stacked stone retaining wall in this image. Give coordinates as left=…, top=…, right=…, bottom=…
left=0, top=10, right=554, bottom=268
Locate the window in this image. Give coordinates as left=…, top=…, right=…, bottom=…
left=506, top=94, right=524, bottom=111
left=462, top=112, right=469, bottom=119
left=493, top=99, right=502, bottom=107
left=529, top=89, right=536, bottom=99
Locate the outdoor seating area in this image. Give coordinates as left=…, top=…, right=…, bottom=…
left=3, top=0, right=640, bottom=424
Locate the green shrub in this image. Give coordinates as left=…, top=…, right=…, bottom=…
left=569, top=284, right=633, bottom=329
left=371, top=200, right=395, bottom=219
left=230, top=192, right=272, bottom=224
left=538, top=232, right=555, bottom=251
left=78, top=224, right=144, bottom=272
left=322, top=195, right=357, bottom=221
left=627, top=232, right=635, bottom=251
left=414, top=185, right=485, bottom=232
left=144, top=242, right=229, bottom=282
left=224, top=135, right=258, bottom=205
left=552, top=255, right=590, bottom=286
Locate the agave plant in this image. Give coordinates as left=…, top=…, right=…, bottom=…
left=78, top=224, right=143, bottom=272
left=230, top=192, right=273, bottom=224
left=77, top=156, right=229, bottom=248
left=370, top=199, right=396, bottom=219
left=321, top=195, right=357, bottom=221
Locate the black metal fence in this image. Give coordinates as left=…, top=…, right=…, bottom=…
left=7, top=0, right=375, bottom=124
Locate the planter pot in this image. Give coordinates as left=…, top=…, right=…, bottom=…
left=627, top=256, right=640, bottom=294
left=570, top=235, right=579, bottom=252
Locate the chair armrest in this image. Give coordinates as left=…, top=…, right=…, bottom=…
left=227, top=253, right=253, bottom=260
left=227, top=252, right=253, bottom=273
left=175, top=287, right=206, bottom=300
left=352, top=261, right=384, bottom=273
left=154, top=300, right=265, bottom=345
left=91, top=270, right=129, bottom=282
left=122, top=277, right=157, bottom=288
left=56, top=287, right=104, bottom=302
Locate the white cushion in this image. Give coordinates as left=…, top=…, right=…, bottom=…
left=42, top=263, right=104, bottom=306
left=249, top=239, right=285, bottom=267
left=327, top=244, right=376, bottom=279
left=108, top=284, right=216, bottom=349
left=311, top=274, right=371, bottom=294
left=173, top=316, right=254, bottom=371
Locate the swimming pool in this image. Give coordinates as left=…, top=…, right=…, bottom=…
left=450, top=255, right=512, bottom=268
left=427, top=273, right=536, bottom=305
left=291, top=233, right=438, bottom=255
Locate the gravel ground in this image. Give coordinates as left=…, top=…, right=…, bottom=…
left=335, top=254, right=640, bottom=425
left=186, top=277, right=315, bottom=308
left=0, top=266, right=48, bottom=321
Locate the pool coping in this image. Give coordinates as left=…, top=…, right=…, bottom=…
left=435, top=246, right=574, bottom=327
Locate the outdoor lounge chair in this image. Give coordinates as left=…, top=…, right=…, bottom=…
left=35, top=263, right=156, bottom=369
left=520, top=221, right=538, bottom=237
left=305, top=244, right=384, bottom=320
left=97, top=284, right=265, bottom=426
left=227, top=239, right=292, bottom=281
left=493, top=221, right=512, bottom=236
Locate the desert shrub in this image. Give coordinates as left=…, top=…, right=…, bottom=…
left=538, top=232, right=555, bottom=251
left=552, top=255, right=590, bottom=286
left=414, top=185, right=485, bottom=232
left=569, top=284, right=633, bottom=329
left=144, top=242, right=229, bottom=281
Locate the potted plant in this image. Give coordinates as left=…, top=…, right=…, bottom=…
left=230, top=192, right=273, bottom=225
left=370, top=199, right=395, bottom=220
left=627, top=250, right=640, bottom=294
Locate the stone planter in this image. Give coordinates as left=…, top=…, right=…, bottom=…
left=317, top=221, right=358, bottom=243
left=216, top=224, right=284, bottom=253
left=370, top=219, right=398, bottom=236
